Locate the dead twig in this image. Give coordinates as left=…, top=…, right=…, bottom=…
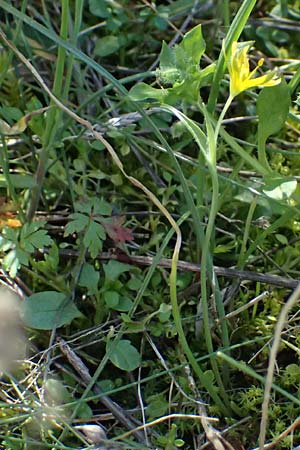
left=254, top=416, right=300, bottom=449
left=58, top=250, right=300, bottom=290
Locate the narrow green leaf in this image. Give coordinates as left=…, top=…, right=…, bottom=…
left=208, top=0, right=257, bottom=111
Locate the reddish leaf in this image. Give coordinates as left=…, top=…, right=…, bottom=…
left=102, top=216, right=133, bottom=243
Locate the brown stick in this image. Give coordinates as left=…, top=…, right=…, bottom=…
left=59, top=249, right=299, bottom=290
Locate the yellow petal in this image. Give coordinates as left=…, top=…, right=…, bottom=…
left=227, top=41, right=280, bottom=97
left=242, top=72, right=281, bottom=91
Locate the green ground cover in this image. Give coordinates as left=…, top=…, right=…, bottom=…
left=1, top=1, right=300, bottom=449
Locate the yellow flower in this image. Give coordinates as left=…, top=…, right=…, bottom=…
left=227, top=41, right=281, bottom=97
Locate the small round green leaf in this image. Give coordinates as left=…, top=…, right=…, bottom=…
left=106, top=339, right=140, bottom=371
left=104, top=290, right=119, bottom=308
left=78, top=263, right=99, bottom=295
left=94, top=36, right=120, bottom=57
left=103, top=260, right=131, bottom=280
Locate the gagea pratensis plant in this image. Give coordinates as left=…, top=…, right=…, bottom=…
left=130, top=25, right=292, bottom=412
left=219, top=39, right=281, bottom=135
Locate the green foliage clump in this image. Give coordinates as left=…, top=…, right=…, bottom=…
left=1, top=0, right=300, bottom=448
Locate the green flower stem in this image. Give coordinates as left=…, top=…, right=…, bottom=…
left=207, top=0, right=257, bottom=113
left=170, top=243, right=229, bottom=415
left=159, top=105, right=231, bottom=406
left=111, top=127, right=230, bottom=413
left=137, top=175, right=229, bottom=413
left=214, top=95, right=233, bottom=142
left=199, top=165, right=231, bottom=402
left=198, top=98, right=235, bottom=403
